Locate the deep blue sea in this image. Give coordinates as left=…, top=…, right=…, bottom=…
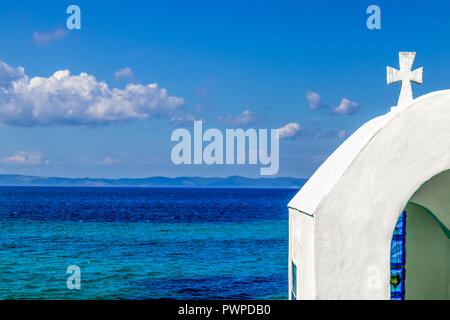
left=0, top=187, right=296, bottom=299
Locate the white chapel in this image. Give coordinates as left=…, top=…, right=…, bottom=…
left=288, top=52, right=449, bottom=300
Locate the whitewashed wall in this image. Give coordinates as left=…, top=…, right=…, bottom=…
left=289, top=90, right=450, bottom=299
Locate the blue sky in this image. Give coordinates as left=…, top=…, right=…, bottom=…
left=0, top=0, right=449, bottom=178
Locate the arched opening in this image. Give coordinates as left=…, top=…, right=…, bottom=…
left=390, top=170, right=450, bottom=300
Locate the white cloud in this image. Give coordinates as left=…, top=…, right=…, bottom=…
left=169, top=114, right=200, bottom=126
left=278, top=124, right=345, bottom=140
left=331, top=98, right=360, bottom=115
left=0, top=61, right=24, bottom=88
left=306, top=91, right=360, bottom=115
left=2, top=151, right=43, bottom=165
left=0, top=60, right=185, bottom=126
left=310, top=128, right=350, bottom=139
left=33, top=28, right=68, bottom=45
left=306, top=91, right=325, bottom=110
left=278, top=122, right=301, bottom=139
left=218, top=110, right=259, bottom=126
left=338, top=129, right=347, bottom=138
left=114, top=67, right=136, bottom=82
left=102, top=157, right=120, bottom=165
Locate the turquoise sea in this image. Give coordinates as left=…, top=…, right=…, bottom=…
left=0, top=187, right=296, bottom=299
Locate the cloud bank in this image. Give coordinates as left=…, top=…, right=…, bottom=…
left=0, top=60, right=185, bottom=126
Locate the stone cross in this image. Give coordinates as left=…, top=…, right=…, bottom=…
left=387, top=52, right=423, bottom=108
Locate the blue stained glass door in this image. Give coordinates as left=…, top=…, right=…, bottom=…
left=390, top=210, right=406, bottom=300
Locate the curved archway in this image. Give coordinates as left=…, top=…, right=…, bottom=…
left=390, top=170, right=450, bottom=300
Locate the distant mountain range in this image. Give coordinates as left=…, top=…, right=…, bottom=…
left=0, top=174, right=307, bottom=189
